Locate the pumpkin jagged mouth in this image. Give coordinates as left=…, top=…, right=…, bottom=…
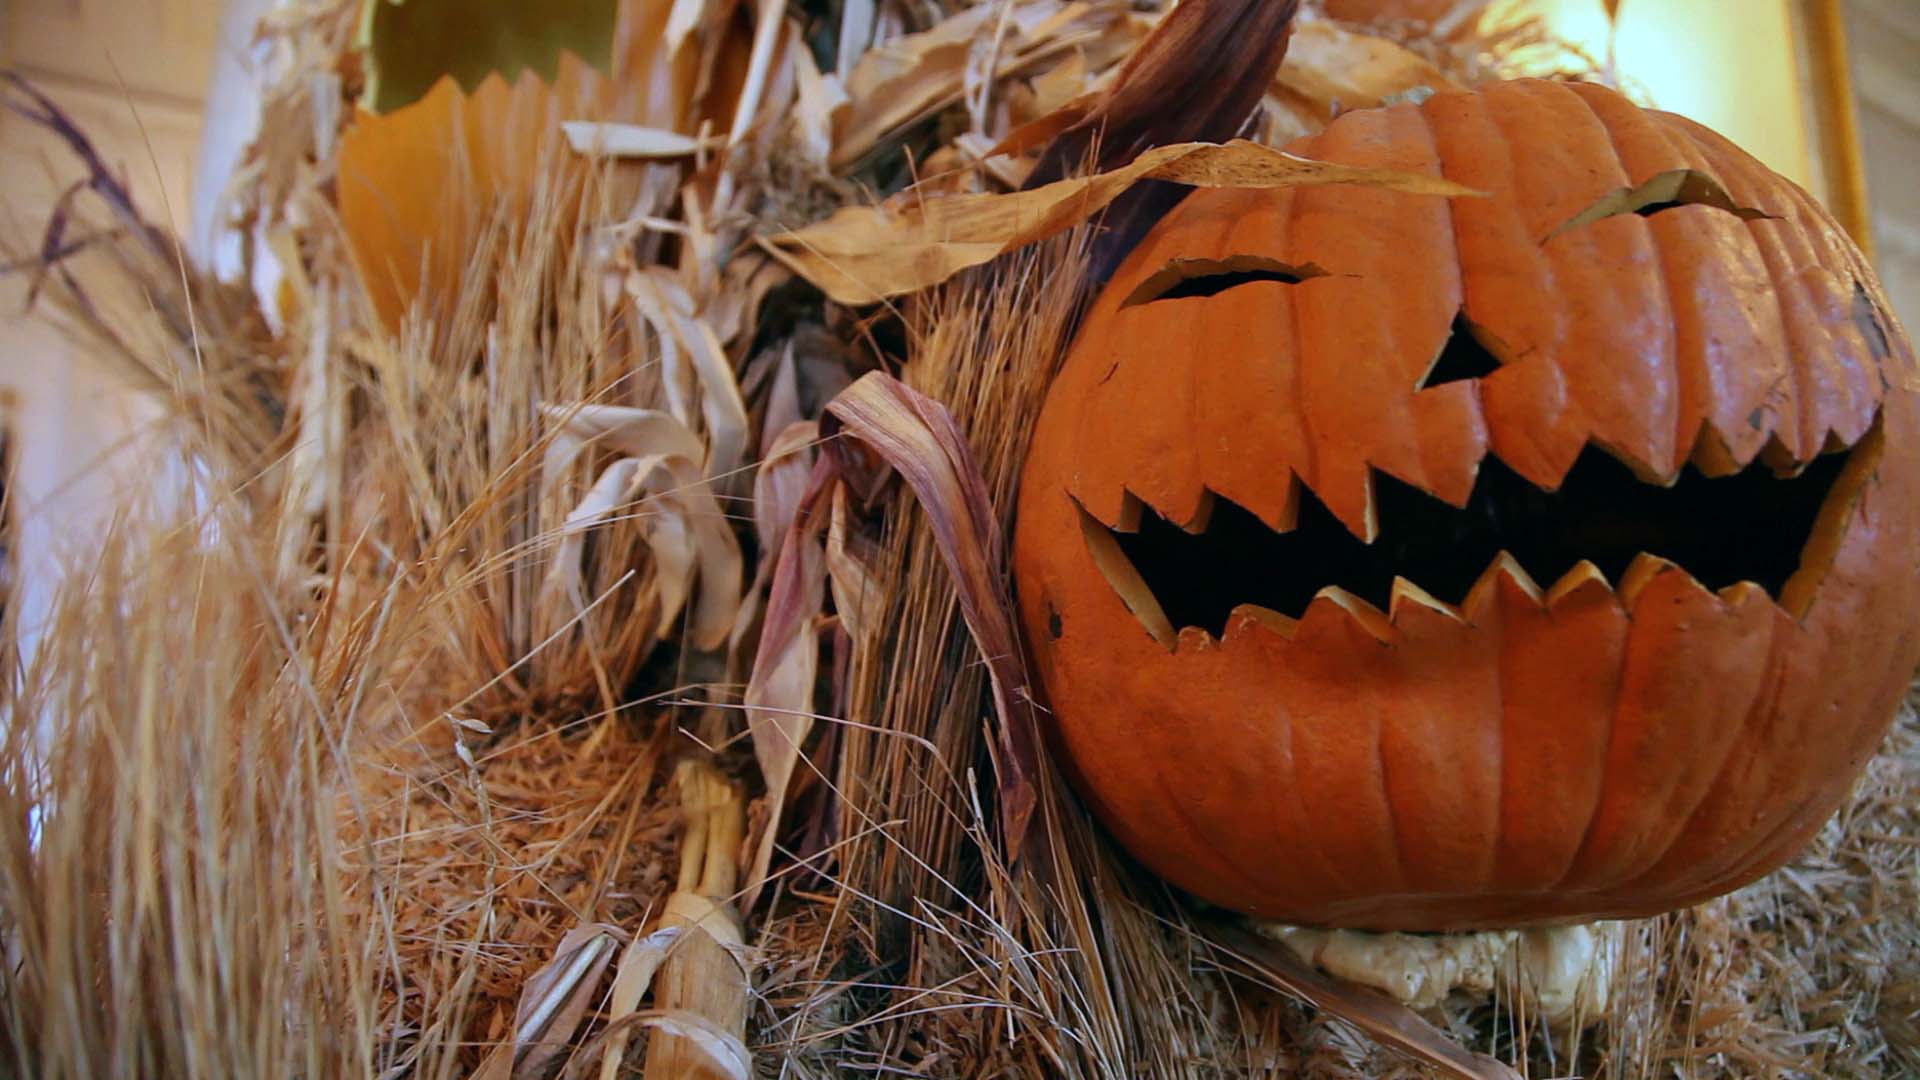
left=1080, top=419, right=1883, bottom=644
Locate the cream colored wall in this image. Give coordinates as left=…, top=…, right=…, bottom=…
left=1, top=0, right=228, bottom=658
left=1845, top=0, right=1920, bottom=325
left=1519, top=0, right=1816, bottom=189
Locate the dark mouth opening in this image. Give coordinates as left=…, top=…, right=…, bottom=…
left=1105, top=442, right=1858, bottom=638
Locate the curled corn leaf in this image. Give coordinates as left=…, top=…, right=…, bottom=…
left=742, top=457, right=833, bottom=907
left=821, top=372, right=1042, bottom=855
left=761, top=138, right=1482, bottom=305
left=468, top=923, right=622, bottom=1080
left=539, top=404, right=744, bottom=652
left=744, top=370, right=1045, bottom=890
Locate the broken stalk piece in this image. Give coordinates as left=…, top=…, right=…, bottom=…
left=598, top=760, right=751, bottom=1080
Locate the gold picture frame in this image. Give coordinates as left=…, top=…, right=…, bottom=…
left=1798, top=0, right=1876, bottom=259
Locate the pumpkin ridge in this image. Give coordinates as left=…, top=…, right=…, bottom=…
left=1481, top=573, right=1512, bottom=895
left=1621, top=580, right=1777, bottom=889
left=1268, top=686, right=1365, bottom=904
left=1667, top=113, right=1839, bottom=460
left=1286, top=133, right=1321, bottom=526
left=1626, top=594, right=1791, bottom=895
left=1473, top=82, right=1597, bottom=484
left=1761, top=158, right=1890, bottom=443
left=1547, top=566, right=1705, bottom=893
left=1371, top=696, right=1414, bottom=898
left=1144, top=754, right=1281, bottom=901
left=1567, top=83, right=1693, bottom=482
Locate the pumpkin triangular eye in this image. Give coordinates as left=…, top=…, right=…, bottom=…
left=1417, top=313, right=1503, bottom=389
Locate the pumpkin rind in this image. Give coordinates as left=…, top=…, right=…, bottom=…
left=1013, top=79, right=1920, bottom=930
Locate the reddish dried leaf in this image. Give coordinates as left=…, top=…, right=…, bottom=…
left=822, top=372, right=1041, bottom=856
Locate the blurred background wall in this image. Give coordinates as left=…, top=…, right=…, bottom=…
left=0, top=0, right=1917, bottom=647
left=1844, top=0, right=1920, bottom=323
left=1, top=0, right=228, bottom=656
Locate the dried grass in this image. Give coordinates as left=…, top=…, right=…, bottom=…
left=2, top=1, right=1917, bottom=1077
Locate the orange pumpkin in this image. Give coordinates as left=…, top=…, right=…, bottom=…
left=1012, top=79, right=1920, bottom=930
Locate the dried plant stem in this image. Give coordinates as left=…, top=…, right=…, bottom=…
left=637, top=760, right=751, bottom=1080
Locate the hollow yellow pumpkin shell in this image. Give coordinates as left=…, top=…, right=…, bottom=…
left=335, top=0, right=732, bottom=330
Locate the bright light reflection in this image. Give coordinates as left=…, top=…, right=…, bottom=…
left=1498, top=0, right=1814, bottom=188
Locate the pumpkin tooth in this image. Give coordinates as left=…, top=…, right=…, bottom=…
left=1305, top=586, right=1395, bottom=643
left=1227, top=603, right=1299, bottom=641
left=1180, top=488, right=1217, bottom=534
left=1075, top=498, right=1175, bottom=647
left=1687, top=421, right=1745, bottom=478
left=1716, top=580, right=1770, bottom=608
left=1782, top=410, right=1886, bottom=618
left=1617, top=553, right=1683, bottom=607
left=1463, top=553, right=1544, bottom=617
left=1388, top=577, right=1464, bottom=625
left=1174, top=625, right=1218, bottom=653
left=1545, top=560, right=1614, bottom=608
left=1260, top=473, right=1303, bottom=533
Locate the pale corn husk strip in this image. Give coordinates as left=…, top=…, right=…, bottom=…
left=762, top=137, right=1480, bottom=305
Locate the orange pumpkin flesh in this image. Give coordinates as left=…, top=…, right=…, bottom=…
left=1013, top=79, right=1920, bottom=931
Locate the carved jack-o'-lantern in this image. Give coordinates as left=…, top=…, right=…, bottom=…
left=1013, top=79, right=1920, bottom=931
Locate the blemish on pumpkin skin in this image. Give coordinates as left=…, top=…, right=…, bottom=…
left=1047, top=602, right=1064, bottom=641
left=1853, top=281, right=1893, bottom=364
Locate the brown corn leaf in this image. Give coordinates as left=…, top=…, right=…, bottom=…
left=469, top=923, right=622, bottom=1080
left=752, top=421, right=820, bottom=559
left=539, top=404, right=744, bottom=651
left=821, top=372, right=1041, bottom=856
left=741, top=457, right=835, bottom=906
left=628, top=270, right=752, bottom=483
left=1014, top=0, right=1300, bottom=282
left=578, top=1010, right=750, bottom=1080
left=1274, top=18, right=1461, bottom=122
left=1204, top=919, right=1524, bottom=1080
left=831, top=1, right=1125, bottom=171
left=726, top=419, right=818, bottom=699
left=826, top=483, right=885, bottom=650
left=1026, top=0, right=1300, bottom=185
left=761, top=138, right=1481, bottom=305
